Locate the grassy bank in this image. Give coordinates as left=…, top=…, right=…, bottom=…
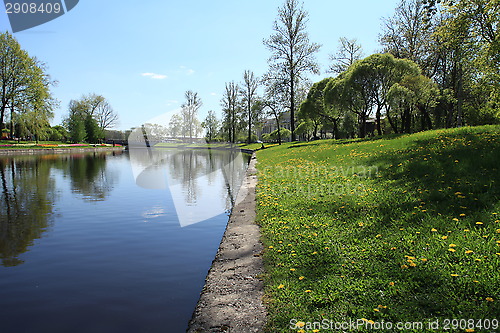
left=256, top=126, right=500, bottom=332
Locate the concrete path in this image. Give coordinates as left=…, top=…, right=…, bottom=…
left=187, top=154, right=266, bottom=333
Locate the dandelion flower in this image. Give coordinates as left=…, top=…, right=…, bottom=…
left=277, top=284, right=285, bottom=289
left=449, top=244, right=457, bottom=247
left=448, top=248, right=456, bottom=252
left=451, top=273, right=459, bottom=277
left=290, top=268, right=296, bottom=272
left=389, top=282, right=395, bottom=286
left=465, top=329, right=475, bottom=332
left=476, top=222, right=483, bottom=225
left=295, top=321, right=306, bottom=328
left=305, top=290, right=312, bottom=293
left=299, top=276, right=305, bottom=280
left=465, top=250, right=474, bottom=254
left=442, top=236, right=448, bottom=240
left=431, top=228, right=438, bottom=232
left=486, top=297, right=494, bottom=302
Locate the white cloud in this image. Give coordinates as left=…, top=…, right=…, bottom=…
left=141, top=72, right=168, bottom=80
left=210, top=92, right=217, bottom=96
left=186, top=69, right=195, bottom=75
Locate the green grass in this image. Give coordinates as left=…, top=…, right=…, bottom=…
left=256, top=125, right=500, bottom=332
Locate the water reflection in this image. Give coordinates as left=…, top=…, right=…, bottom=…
left=129, top=147, right=248, bottom=227
left=0, top=156, right=56, bottom=267
left=0, top=152, right=121, bottom=267
left=62, top=153, right=120, bottom=201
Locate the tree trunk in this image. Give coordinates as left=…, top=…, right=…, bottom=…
left=376, top=106, right=382, bottom=136
left=290, top=71, right=296, bottom=141
left=359, top=114, right=366, bottom=138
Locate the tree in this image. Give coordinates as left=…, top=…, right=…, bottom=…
left=64, top=94, right=117, bottom=143
left=299, top=78, right=341, bottom=138
left=261, top=76, right=289, bottom=145
left=221, top=82, right=240, bottom=143
left=168, top=113, right=183, bottom=139
left=380, top=0, right=435, bottom=76
left=263, top=0, right=321, bottom=141
left=240, top=70, right=259, bottom=143
left=328, top=37, right=364, bottom=75
left=80, top=93, right=119, bottom=131
left=84, top=113, right=101, bottom=144
left=1, top=32, right=56, bottom=138
left=66, top=100, right=86, bottom=143
left=181, top=90, right=202, bottom=141
left=201, top=110, right=219, bottom=142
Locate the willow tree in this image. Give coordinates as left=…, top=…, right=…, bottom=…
left=263, top=0, right=321, bottom=141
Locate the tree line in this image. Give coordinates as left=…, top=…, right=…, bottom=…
left=2, top=0, right=498, bottom=144
left=196, top=0, right=499, bottom=143
left=1, top=31, right=119, bottom=144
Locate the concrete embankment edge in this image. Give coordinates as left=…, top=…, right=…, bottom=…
left=187, top=153, right=267, bottom=333
left=0, top=147, right=125, bottom=155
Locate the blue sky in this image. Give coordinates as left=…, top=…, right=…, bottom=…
left=1, top=0, right=400, bottom=130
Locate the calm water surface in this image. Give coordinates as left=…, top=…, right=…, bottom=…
left=0, top=150, right=248, bottom=333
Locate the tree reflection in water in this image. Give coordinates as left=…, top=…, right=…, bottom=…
left=0, top=152, right=121, bottom=267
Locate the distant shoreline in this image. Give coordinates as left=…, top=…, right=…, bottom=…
left=0, top=146, right=126, bottom=155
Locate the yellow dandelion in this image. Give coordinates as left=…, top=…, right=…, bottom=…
left=431, top=228, right=438, bottom=232
left=460, top=213, right=466, bottom=217
left=277, top=284, right=285, bottom=289
left=268, top=246, right=274, bottom=249
left=451, top=274, right=459, bottom=277
left=449, top=244, right=457, bottom=247
left=295, top=321, right=306, bottom=328
left=421, top=258, right=428, bottom=262
left=409, top=262, right=417, bottom=267
left=290, top=268, right=296, bottom=272
left=299, top=276, right=305, bottom=280
left=465, top=250, right=474, bottom=254
left=452, top=218, right=459, bottom=222
left=476, top=222, right=484, bottom=225
left=389, top=282, right=395, bottom=286
left=448, top=248, right=456, bottom=252
left=374, top=308, right=379, bottom=312
left=305, top=290, right=312, bottom=293
left=442, top=236, right=448, bottom=240
left=401, top=264, right=409, bottom=269
left=465, top=329, right=475, bottom=332
left=486, top=297, right=494, bottom=302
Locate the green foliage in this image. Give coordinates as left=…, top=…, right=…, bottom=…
left=0, top=32, right=56, bottom=138
left=49, top=126, right=69, bottom=142
left=67, top=113, right=86, bottom=143
left=256, top=125, right=500, bottom=331
left=84, top=114, right=102, bottom=144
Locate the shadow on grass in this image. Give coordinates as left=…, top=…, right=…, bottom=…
left=271, top=127, right=500, bottom=321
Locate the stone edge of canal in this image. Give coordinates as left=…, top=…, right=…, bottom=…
left=187, top=152, right=267, bottom=333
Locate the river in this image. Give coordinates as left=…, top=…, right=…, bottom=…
left=0, top=149, right=248, bottom=333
